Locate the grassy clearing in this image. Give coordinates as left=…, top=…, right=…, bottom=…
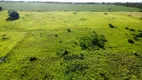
left=0, top=11, right=142, bottom=80
left=0, top=3, right=141, bottom=12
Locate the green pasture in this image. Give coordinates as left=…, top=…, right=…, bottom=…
left=0, top=3, right=141, bottom=12
left=0, top=11, right=142, bottom=80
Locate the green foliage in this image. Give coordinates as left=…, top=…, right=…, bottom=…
left=135, top=32, right=142, bottom=38
left=0, top=6, right=2, bottom=11
left=65, top=62, right=88, bottom=75
left=56, top=50, right=70, bottom=57
left=109, top=24, right=115, bottom=28
left=7, top=10, right=19, bottom=21
left=67, top=29, right=71, bottom=32
left=73, top=12, right=77, bottom=14
left=63, top=54, right=84, bottom=61
left=107, top=53, right=141, bottom=80
left=125, top=27, right=135, bottom=32
left=29, top=57, right=37, bottom=62
left=1, top=34, right=10, bottom=41
left=104, top=13, right=108, bottom=15
left=79, top=31, right=107, bottom=50
left=128, top=39, right=134, bottom=44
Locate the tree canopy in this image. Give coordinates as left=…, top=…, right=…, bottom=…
left=7, top=10, right=19, bottom=21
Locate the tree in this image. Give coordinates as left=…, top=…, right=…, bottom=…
left=0, top=7, right=2, bottom=11
left=7, top=10, right=19, bottom=21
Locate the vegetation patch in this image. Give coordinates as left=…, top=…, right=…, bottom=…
left=104, top=13, right=108, bottom=15
left=79, top=31, right=107, bottom=50
left=80, top=18, right=86, bottom=20
left=63, top=54, right=84, bottom=61
left=0, top=7, right=2, bottom=11
left=128, top=39, right=134, bottom=44
left=65, top=62, right=88, bottom=75
left=1, top=34, right=10, bottom=41
left=67, top=29, right=71, bottom=32
left=6, top=10, right=19, bottom=21
left=125, top=27, right=135, bottom=32
left=135, top=31, right=142, bottom=38
left=108, top=24, right=115, bottom=28
left=56, top=50, right=70, bottom=57
left=29, top=57, right=37, bottom=62
left=73, top=12, right=77, bottom=14
left=107, top=53, right=141, bottom=80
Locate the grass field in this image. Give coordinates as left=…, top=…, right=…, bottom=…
left=0, top=10, right=142, bottom=80
left=0, top=2, right=141, bottom=12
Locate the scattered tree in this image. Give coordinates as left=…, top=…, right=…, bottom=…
left=0, top=7, right=2, bottom=11
left=6, top=10, right=19, bottom=21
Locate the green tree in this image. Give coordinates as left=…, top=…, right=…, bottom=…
left=0, top=7, right=2, bottom=11
left=7, top=10, right=19, bottom=21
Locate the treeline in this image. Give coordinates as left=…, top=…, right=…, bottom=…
left=113, top=2, right=142, bottom=9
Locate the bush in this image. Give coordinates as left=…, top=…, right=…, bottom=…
left=0, top=7, right=2, bottom=11
left=80, top=18, right=86, bottom=21
left=135, top=32, right=142, bottom=38
left=56, top=50, right=70, bottom=57
left=125, top=27, right=129, bottom=30
left=29, top=57, right=37, bottom=61
left=109, top=24, right=115, bottom=28
left=63, top=54, right=84, bottom=60
left=67, top=29, right=71, bottom=32
left=134, top=37, right=139, bottom=41
left=65, top=62, right=88, bottom=75
left=128, top=39, right=134, bottom=44
left=6, top=10, right=19, bottom=21
left=129, top=28, right=135, bottom=32
left=104, top=13, right=108, bottom=15
left=73, top=12, right=77, bottom=14
left=1, top=34, right=10, bottom=41
left=79, top=31, right=107, bottom=50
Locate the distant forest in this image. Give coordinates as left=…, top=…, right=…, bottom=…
left=0, top=1, right=142, bottom=9
left=113, top=2, right=142, bottom=9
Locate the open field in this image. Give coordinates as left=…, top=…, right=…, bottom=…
left=0, top=11, right=142, bottom=80
left=0, top=2, right=141, bottom=12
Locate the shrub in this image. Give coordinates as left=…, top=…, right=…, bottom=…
left=6, top=10, right=19, bottom=21
left=63, top=54, right=84, bottom=60
left=0, top=7, right=2, bottom=11
left=55, top=34, right=58, bottom=37
left=104, top=13, right=108, bottom=15
left=138, top=30, right=142, bottom=32
left=128, top=39, right=134, bottom=44
left=135, top=32, right=142, bottom=37
left=129, top=28, right=135, bottom=32
left=108, top=24, right=115, bottom=28
left=56, top=50, right=70, bottom=57
left=125, top=27, right=129, bottom=30
left=1, top=34, right=10, bottom=41
left=79, top=31, right=107, bottom=50
left=80, top=18, right=86, bottom=21
left=29, top=57, right=37, bottom=61
left=67, top=29, right=71, bottom=32
left=73, top=12, right=77, bottom=14
left=65, top=62, right=88, bottom=75
left=134, top=37, right=139, bottom=41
